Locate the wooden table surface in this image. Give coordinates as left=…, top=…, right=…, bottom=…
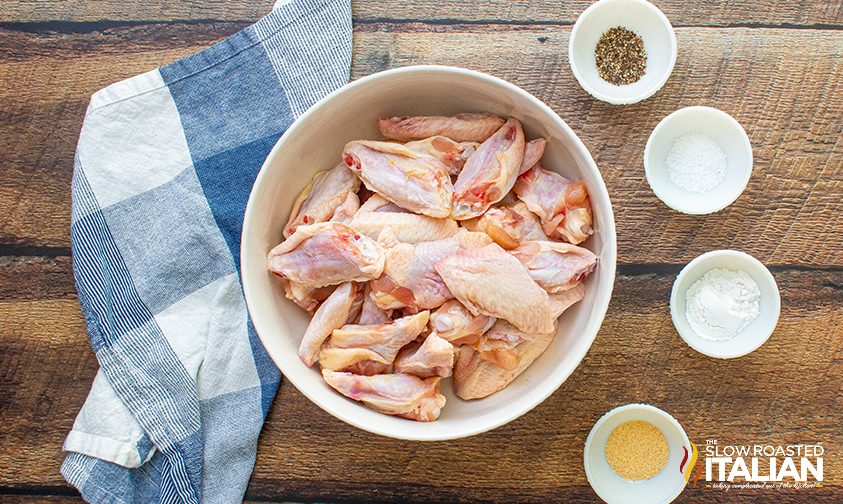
left=1, top=0, right=841, bottom=502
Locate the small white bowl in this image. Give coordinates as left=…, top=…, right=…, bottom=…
left=670, top=250, right=781, bottom=359
left=569, top=0, right=677, bottom=105
left=645, top=106, right=753, bottom=214
left=584, top=403, right=692, bottom=504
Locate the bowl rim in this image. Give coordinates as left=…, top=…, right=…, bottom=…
left=568, top=0, right=677, bottom=106
left=644, top=105, right=753, bottom=215
left=669, top=249, right=781, bottom=359
left=241, top=64, right=618, bottom=440
left=583, top=403, right=691, bottom=504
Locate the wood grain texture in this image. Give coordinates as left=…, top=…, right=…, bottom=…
left=1, top=0, right=841, bottom=27
left=1, top=1, right=841, bottom=502
left=1, top=24, right=840, bottom=265
left=0, top=258, right=840, bottom=501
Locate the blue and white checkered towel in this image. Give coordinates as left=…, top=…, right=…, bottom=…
left=61, top=1, right=351, bottom=501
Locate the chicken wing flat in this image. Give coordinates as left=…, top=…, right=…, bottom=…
left=318, top=311, right=430, bottom=372
left=435, top=243, right=552, bottom=334
left=343, top=140, right=453, bottom=218
left=510, top=241, right=597, bottom=293
left=377, top=113, right=505, bottom=143
left=393, top=333, right=455, bottom=378
left=284, top=163, right=360, bottom=238
left=322, top=370, right=446, bottom=422
left=455, top=283, right=586, bottom=399
left=267, top=222, right=384, bottom=287
left=348, top=210, right=458, bottom=244
left=452, top=118, right=525, bottom=220
left=371, top=229, right=492, bottom=311
left=298, top=282, right=360, bottom=367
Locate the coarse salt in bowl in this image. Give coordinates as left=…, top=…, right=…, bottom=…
left=569, top=0, right=677, bottom=105
left=645, top=106, right=753, bottom=214
left=241, top=65, right=618, bottom=440
left=584, top=403, right=693, bottom=504
left=670, top=250, right=781, bottom=359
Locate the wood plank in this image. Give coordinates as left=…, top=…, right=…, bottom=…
left=0, top=258, right=840, bottom=502
left=0, top=0, right=840, bottom=27
left=1, top=24, right=841, bottom=265
left=0, top=0, right=276, bottom=24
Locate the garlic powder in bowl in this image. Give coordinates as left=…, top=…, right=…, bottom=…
left=685, top=268, right=760, bottom=341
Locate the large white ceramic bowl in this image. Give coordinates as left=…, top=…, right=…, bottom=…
left=241, top=65, right=617, bottom=440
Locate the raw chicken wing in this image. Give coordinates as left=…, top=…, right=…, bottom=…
left=268, top=222, right=384, bottom=287
left=435, top=243, right=553, bottom=334
left=405, top=136, right=479, bottom=175
left=456, top=283, right=585, bottom=399
left=358, top=285, right=392, bottom=324
left=284, top=163, right=360, bottom=237
left=283, top=281, right=335, bottom=313
left=393, top=333, right=455, bottom=378
left=298, top=282, right=360, bottom=366
left=329, top=191, right=360, bottom=224
left=510, top=241, right=597, bottom=293
left=519, top=138, right=547, bottom=175
left=378, top=113, right=505, bottom=142
left=452, top=118, right=525, bottom=219
left=343, top=140, right=453, bottom=218
left=318, top=311, right=430, bottom=372
left=371, top=229, right=492, bottom=311
left=514, top=166, right=594, bottom=244
left=454, top=330, right=554, bottom=400
left=348, top=211, right=458, bottom=244
left=462, top=200, right=548, bottom=249
left=429, top=300, right=495, bottom=344
left=322, top=370, right=446, bottom=422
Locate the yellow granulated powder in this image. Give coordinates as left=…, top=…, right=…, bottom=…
left=605, top=420, right=669, bottom=480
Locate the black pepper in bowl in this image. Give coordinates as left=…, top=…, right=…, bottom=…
left=595, top=27, right=646, bottom=85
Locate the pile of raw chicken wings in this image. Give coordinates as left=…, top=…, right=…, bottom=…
left=268, top=112, right=597, bottom=422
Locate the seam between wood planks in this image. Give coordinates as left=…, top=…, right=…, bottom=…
left=0, top=18, right=841, bottom=35
left=1, top=249, right=841, bottom=275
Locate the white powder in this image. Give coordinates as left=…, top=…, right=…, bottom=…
left=685, top=268, right=761, bottom=341
left=666, top=133, right=727, bottom=193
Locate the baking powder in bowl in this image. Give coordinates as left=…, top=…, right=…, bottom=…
left=685, top=268, right=761, bottom=341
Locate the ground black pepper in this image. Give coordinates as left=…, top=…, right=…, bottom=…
left=594, top=26, right=647, bottom=85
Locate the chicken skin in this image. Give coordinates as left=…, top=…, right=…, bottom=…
left=429, top=300, right=495, bottom=345
left=377, top=113, right=505, bottom=143
left=343, top=140, right=453, bottom=218
left=318, top=311, right=430, bottom=373
left=284, top=163, right=360, bottom=238
left=404, top=136, right=479, bottom=176
left=510, top=241, right=598, bottom=293
left=452, top=118, right=525, bottom=220
left=454, top=283, right=585, bottom=399
left=267, top=222, right=384, bottom=287
left=435, top=242, right=552, bottom=334
left=519, top=138, right=547, bottom=175
left=322, top=369, right=446, bottom=422
left=514, top=165, right=594, bottom=244
left=393, top=333, right=455, bottom=378
left=348, top=210, right=458, bottom=244
left=462, top=200, right=548, bottom=249
left=298, top=282, right=360, bottom=367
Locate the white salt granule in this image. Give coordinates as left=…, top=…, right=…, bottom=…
left=685, top=268, right=761, bottom=341
left=666, top=133, right=727, bottom=193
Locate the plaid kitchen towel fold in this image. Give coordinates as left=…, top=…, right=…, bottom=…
left=60, top=1, right=351, bottom=502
